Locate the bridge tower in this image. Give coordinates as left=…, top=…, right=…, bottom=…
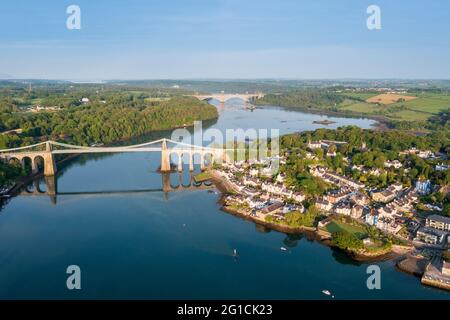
left=43, top=141, right=57, bottom=176
left=160, top=139, right=172, bottom=172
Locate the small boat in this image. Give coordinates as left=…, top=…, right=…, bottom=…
left=280, top=247, right=287, bottom=251
left=232, top=249, right=239, bottom=259
left=322, top=290, right=332, bottom=296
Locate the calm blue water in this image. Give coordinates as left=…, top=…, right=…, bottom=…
left=0, top=103, right=448, bottom=299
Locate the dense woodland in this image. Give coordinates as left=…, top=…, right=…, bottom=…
left=0, top=96, right=217, bottom=148
left=0, top=85, right=218, bottom=184
left=254, top=89, right=345, bottom=111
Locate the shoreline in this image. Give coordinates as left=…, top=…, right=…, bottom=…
left=1, top=114, right=220, bottom=198
left=255, top=103, right=393, bottom=131
left=209, top=170, right=412, bottom=263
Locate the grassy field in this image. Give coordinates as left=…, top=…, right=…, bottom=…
left=194, top=171, right=212, bottom=182
left=389, top=109, right=431, bottom=121
left=389, top=94, right=450, bottom=114
left=338, top=92, right=450, bottom=121
left=340, top=101, right=379, bottom=114
left=325, top=220, right=368, bottom=239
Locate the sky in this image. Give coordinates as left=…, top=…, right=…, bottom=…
left=0, top=0, right=449, bottom=80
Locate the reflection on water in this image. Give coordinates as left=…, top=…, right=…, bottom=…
left=14, top=172, right=213, bottom=205
left=0, top=101, right=448, bottom=299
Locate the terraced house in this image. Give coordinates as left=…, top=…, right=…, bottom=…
left=426, top=215, right=450, bottom=232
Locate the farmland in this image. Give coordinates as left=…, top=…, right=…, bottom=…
left=338, top=92, right=450, bottom=121
left=366, top=93, right=417, bottom=104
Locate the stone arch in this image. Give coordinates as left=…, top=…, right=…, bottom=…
left=222, top=96, right=249, bottom=103
left=8, top=157, right=22, bottom=169
left=24, top=181, right=35, bottom=194
left=34, top=179, right=46, bottom=194
left=34, top=155, right=45, bottom=173
left=169, top=172, right=181, bottom=189
left=20, top=156, right=33, bottom=174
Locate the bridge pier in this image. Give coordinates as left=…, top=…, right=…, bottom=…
left=177, top=155, right=183, bottom=172
left=43, top=152, right=57, bottom=176
left=200, top=154, right=205, bottom=171
left=189, top=153, right=194, bottom=171
left=160, top=139, right=171, bottom=172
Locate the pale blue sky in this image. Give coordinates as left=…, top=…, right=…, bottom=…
left=0, top=0, right=449, bottom=79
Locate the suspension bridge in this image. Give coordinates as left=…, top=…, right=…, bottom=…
left=0, top=138, right=233, bottom=176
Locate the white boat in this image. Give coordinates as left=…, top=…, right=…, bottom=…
left=322, top=290, right=331, bottom=296
left=280, top=247, right=287, bottom=251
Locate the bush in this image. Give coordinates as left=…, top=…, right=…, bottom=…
left=331, top=231, right=364, bottom=250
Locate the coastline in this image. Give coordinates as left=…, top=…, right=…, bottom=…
left=209, top=169, right=412, bottom=263
left=254, top=103, right=393, bottom=131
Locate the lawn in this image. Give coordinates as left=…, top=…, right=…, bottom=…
left=325, top=220, right=368, bottom=239
left=340, top=101, right=379, bottom=114
left=194, top=171, right=212, bottom=182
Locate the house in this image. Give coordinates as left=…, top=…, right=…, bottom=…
left=365, top=210, right=379, bottom=226
left=351, top=205, right=364, bottom=219
left=376, top=217, right=402, bottom=234
left=247, top=198, right=266, bottom=209
left=307, top=141, right=322, bottom=150
left=315, top=198, right=333, bottom=212
left=372, top=189, right=396, bottom=203
left=243, top=187, right=259, bottom=197
left=384, top=160, right=403, bottom=169
left=436, top=163, right=450, bottom=172
left=326, top=188, right=352, bottom=204
left=310, top=166, right=364, bottom=190
left=327, top=150, right=336, bottom=157
left=350, top=193, right=370, bottom=206
left=417, top=150, right=435, bottom=159
left=426, top=215, right=450, bottom=232
left=291, top=192, right=305, bottom=203
left=371, top=183, right=403, bottom=203
left=81, top=97, right=90, bottom=104
left=261, top=201, right=284, bottom=214
left=415, top=227, right=447, bottom=245
left=335, top=202, right=352, bottom=216
left=282, top=204, right=304, bottom=214
left=415, top=179, right=432, bottom=195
